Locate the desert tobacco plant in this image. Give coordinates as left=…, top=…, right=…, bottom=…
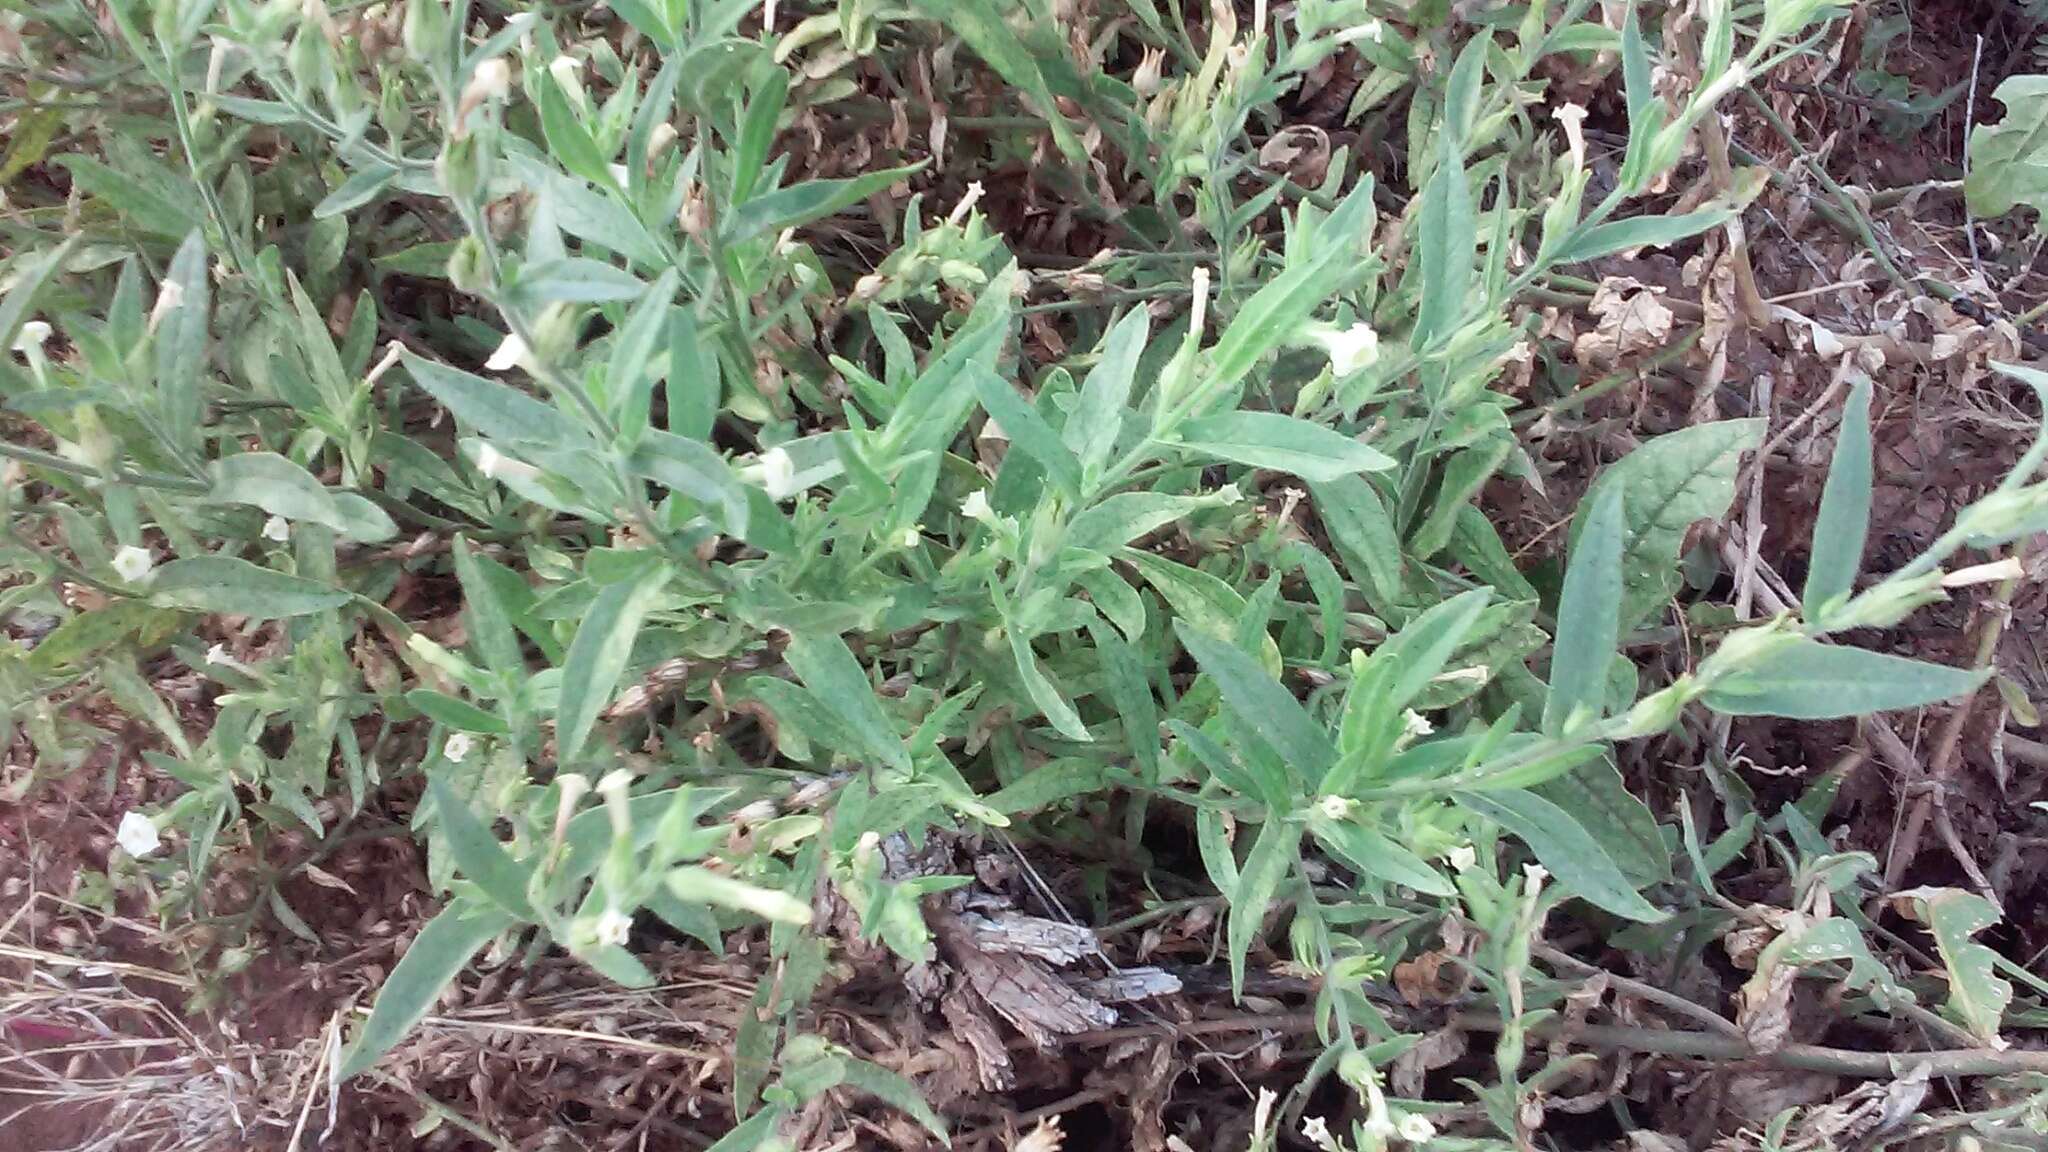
left=4, top=0, right=2044, bottom=1145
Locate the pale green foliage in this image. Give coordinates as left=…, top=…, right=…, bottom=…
left=0, top=0, right=2039, bottom=1142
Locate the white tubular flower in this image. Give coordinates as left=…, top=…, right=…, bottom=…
left=1215, top=483, right=1244, bottom=504
left=1314, top=322, right=1380, bottom=376
left=1317, top=794, right=1353, bottom=820
left=960, top=489, right=994, bottom=522
left=1943, top=558, right=2026, bottom=588
left=474, top=443, right=541, bottom=484
left=547, top=55, right=586, bottom=110
left=1555, top=103, right=1589, bottom=172
left=741, top=446, right=799, bottom=501
left=595, top=907, right=633, bottom=947
left=1396, top=1112, right=1438, bottom=1143
left=647, top=122, right=679, bottom=160
left=607, top=163, right=632, bottom=187
left=443, top=732, right=475, bottom=763
left=485, top=332, right=530, bottom=372
left=1448, top=843, right=1478, bottom=872
left=111, top=545, right=154, bottom=584
left=1301, top=1116, right=1339, bottom=1152
left=1401, top=710, right=1434, bottom=739
left=148, top=281, right=184, bottom=333
left=262, top=515, right=290, bottom=543
left=597, top=768, right=635, bottom=835
left=1133, top=48, right=1165, bottom=96
left=900, top=526, right=922, bottom=548
left=12, top=320, right=50, bottom=354
left=204, top=644, right=232, bottom=666
left=117, top=811, right=161, bottom=858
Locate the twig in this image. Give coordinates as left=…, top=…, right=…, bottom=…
left=1962, top=35, right=1985, bottom=281
left=1534, top=944, right=1742, bottom=1039
left=1881, top=567, right=2019, bottom=890
left=1064, top=1011, right=2048, bottom=1078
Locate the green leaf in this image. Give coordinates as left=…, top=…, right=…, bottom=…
left=1553, top=204, right=1738, bottom=264
left=1177, top=411, right=1394, bottom=481
left=340, top=900, right=514, bottom=1076
left=151, top=556, right=351, bottom=618
left=426, top=773, right=534, bottom=917
left=903, top=0, right=1085, bottom=165
left=985, top=758, right=1104, bottom=814
left=1066, top=308, right=1147, bottom=475
left=783, top=629, right=910, bottom=772
left=1803, top=375, right=1873, bottom=620
left=1531, top=759, right=1670, bottom=886
left=836, top=1056, right=948, bottom=1143
left=313, top=164, right=400, bottom=219
left=554, top=568, right=667, bottom=766
left=731, top=67, right=789, bottom=205
left=207, top=453, right=397, bottom=542
left=1413, top=132, right=1475, bottom=347
left=721, top=163, right=925, bottom=246
left=1206, top=184, right=1376, bottom=390
left=1308, top=476, right=1407, bottom=610
left=705, top=1105, right=786, bottom=1152
left=1175, top=621, right=1335, bottom=786
left=1965, top=76, right=2048, bottom=219
left=1454, top=788, right=1667, bottom=922
left=626, top=430, right=750, bottom=538
left=535, top=69, right=615, bottom=187
left=1310, top=815, right=1455, bottom=896
left=1577, top=418, right=1766, bottom=630
left=514, top=257, right=646, bottom=304
left=1897, top=887, right=2012, bottom=1047
left=1008, top=629, right=1091, bottom=741
left=1065, top=492, right=1220, bottom=554
left=1701, top=637, right=1990, bottom=719
left=453, top=538, right=527, bottom=676
left=1546, top=483, right=1624, bottom=735
left=406, top=690, right=509, bottom=734
left=971, top=366, right=1081, bottom=498
left=154, top=231, right=209, bottom=449
left=403, top=352, right=577, bottom=446
left=1227, top=817, right=1301, bottom=999
left=607, top=269, right=680, bottom=433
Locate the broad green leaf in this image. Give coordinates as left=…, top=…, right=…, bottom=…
left=706, top=1104, right=786, bottom=1151
left=1123, top=550, right=1280, bottom=671
left=1065, top=492, right=1219, bottom=554
left=27, top=602, right=185, bottom=673
left=1310, top=815, right=1455, bottom=896
left=1531, top=759, right=1670, bottom=886
left=721, top=163, right=925, bottom=245
left=426, top=773, right=534, bottom=917
left=972, top=366, right=1082, bottom=497
left=1008, top=629, right=1091, bottom=741
left=154, top=231, right=209, bottom=449
left=783, top=629, right=910, bottom=772
left=1701, top=638, right=1990, bottom=719
left=667, top=865, right=814, bottom=924
left=1227, top=816, right=1301, bottom=999
left=985, top=758, right=1104, bottom=814
left=626, top=429, right=751, bottom=537
left=403, top=353, right=578, bottom=445
left=1454, top=788, right=1667, bottom=922
left=535, top=69, right=614, bottom=186
left=1897, top=887, right=2012, bottom=1047
left=1066, top=308, right=1147, bottom=475
left=1803, top=375, right=1873, bottom=621
left=151, top=556, right=351, bottom=618
left=903, top=0, right=1085, bottom=165
left=1965, top=76, right=2048, bottom=218
left=1308, top=476, right=1407, bottom=610
left=554, top=567, right=667, bottom=765
left=407, top=690, right=509, bottom=734
left=607, top=269, right=680, bottom=432
left=1176, top=621, right=1335, bottom=786
left=453, top=538, right=527, bottom=675
left=1087, top=617, right=1158, bottom=779
left=667, top=309, right=720, bottom=442
left=1552, top=204, right=1738, bottom=264
left=1413, top=132, right=1475, bottom=348
left=207, top=453, right=397, bottom=542
left=340, top=899, right=514, bottom=1076
left=313, top=164, right=400, bottom=218
left=514, top=257, right=646, bottom=304
left=1777, top=917, right=1910, bottom=1005
left=1545, top=483, right=1624, bottom=735
left=1176, top=411, right=1394, bottom=481
left=1576, top=418, right=1765, bottom=629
